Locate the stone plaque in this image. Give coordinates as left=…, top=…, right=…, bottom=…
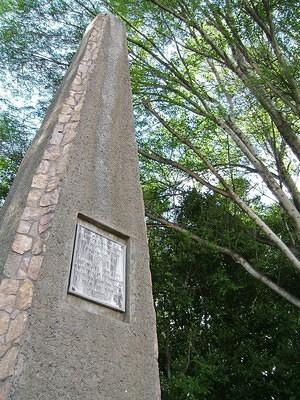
left=68, top=221, right=126, bottom=312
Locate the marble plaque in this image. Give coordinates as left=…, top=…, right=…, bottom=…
left=69, top=222, right=126, bottom=312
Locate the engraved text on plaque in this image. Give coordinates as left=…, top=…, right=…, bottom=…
left=69, top=222, right=126, bottom=312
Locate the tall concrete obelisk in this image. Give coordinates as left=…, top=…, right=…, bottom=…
left=0, top=14, right=160, bottom=399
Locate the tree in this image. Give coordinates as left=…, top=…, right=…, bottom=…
left=0, top=111, right=32, bottom=203
left=101, top=0, right=300, bottom=307
left=150, top=191, right=300, bottom=399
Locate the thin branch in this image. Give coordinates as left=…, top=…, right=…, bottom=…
left=73, top=0, right=97, bottom=17
left=138, top=146, right=229, bottom=198
left=147, top=211, right=300, bottom=309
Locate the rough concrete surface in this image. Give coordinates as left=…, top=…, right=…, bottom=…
left=0, top=14, right=160, bottom=399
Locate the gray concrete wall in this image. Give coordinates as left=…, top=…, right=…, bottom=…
left=0, top=14, right=160, bottom=399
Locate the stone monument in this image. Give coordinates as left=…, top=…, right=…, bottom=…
left=0, top=14, right=160, bottom=399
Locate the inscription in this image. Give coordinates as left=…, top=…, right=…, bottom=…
left=69, top=223, right=126, bottom=312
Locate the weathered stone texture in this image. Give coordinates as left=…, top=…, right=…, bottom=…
left=0, top=348, right=18, bottom=381
left=0, top=313, right=9, bottom=336
left=15, top=281, right=33, bottom=310
left=0, top=14, right=160, bottom=399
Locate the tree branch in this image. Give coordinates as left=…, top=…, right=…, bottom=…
left=146, top=211, right=300, bottom=309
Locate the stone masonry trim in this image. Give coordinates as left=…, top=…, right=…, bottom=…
left=0, top=17, right=105, bottom=399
